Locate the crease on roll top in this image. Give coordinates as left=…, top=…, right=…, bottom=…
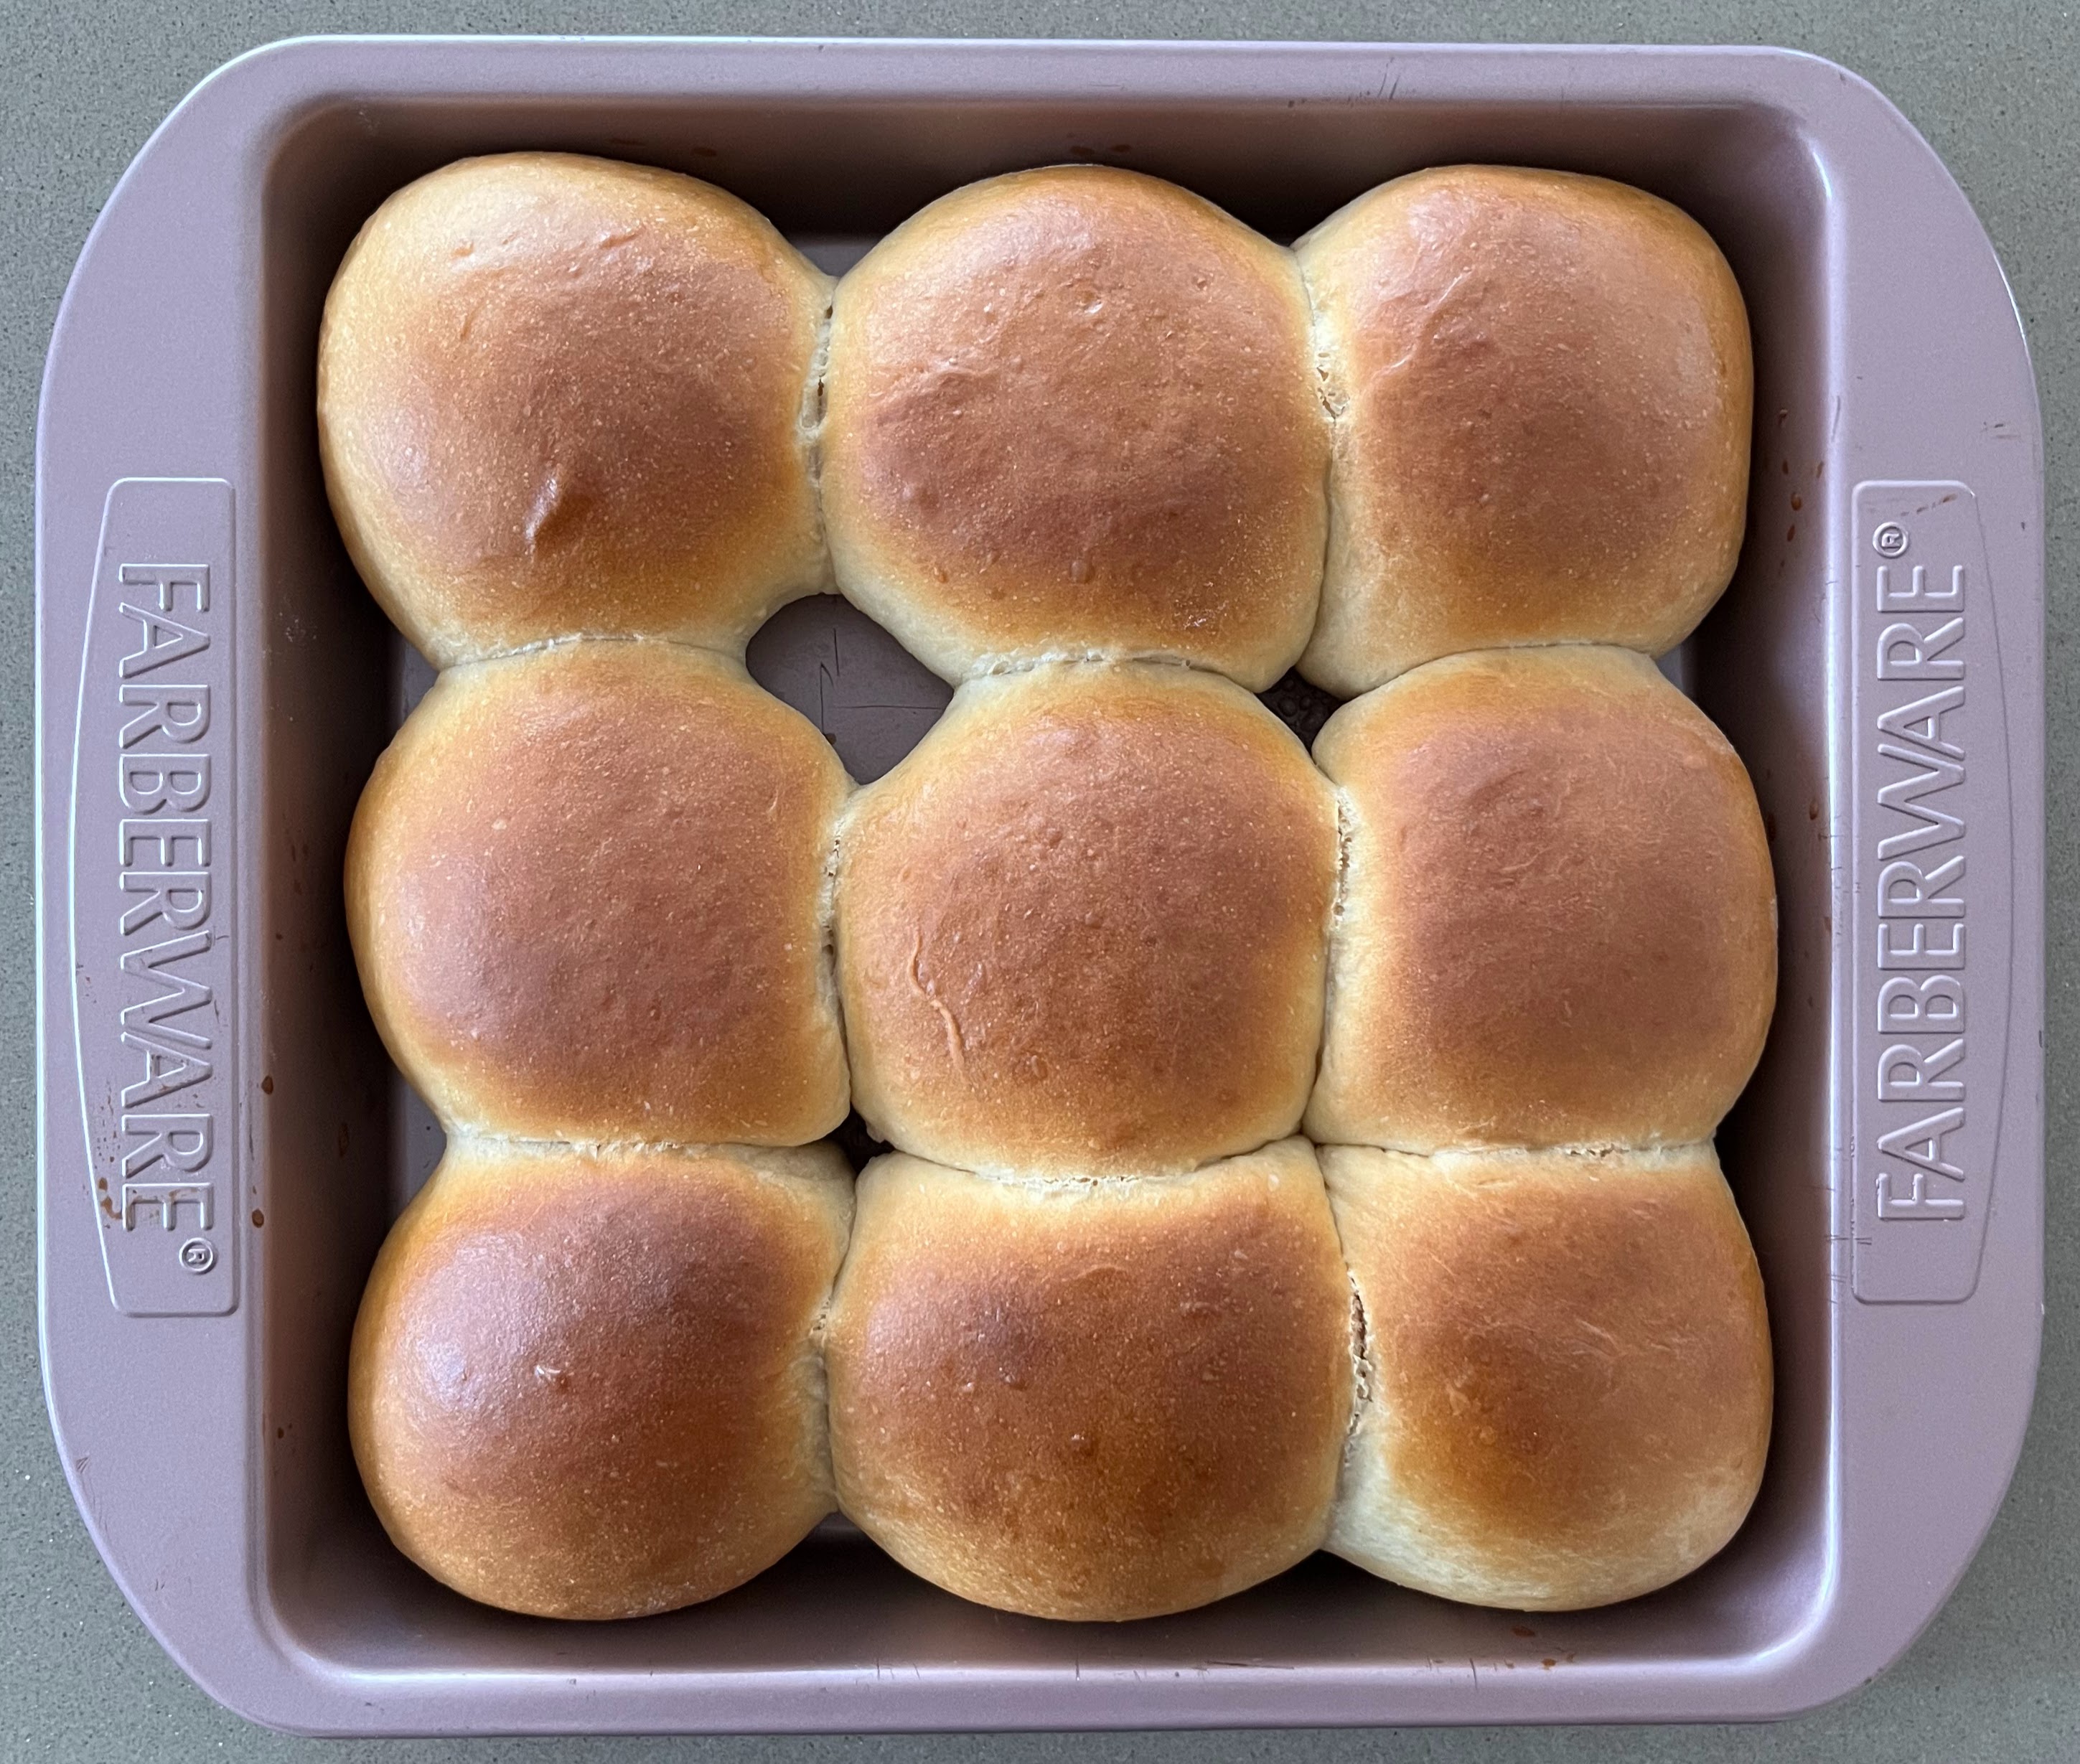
left=1309, top=782, right=1359, bottom=1109
left=801, top=1171, right=854, bottom=1514
left=813, top=771, right=853, bottom=1122
left=423, top=624, right=752, bottom=675
left=427, top=1123, right=860, bottom=1165
left=962, top=644, right=1215, bottom=682
left=1311, top=1153, right=1379, bottom=1497
left=797, top=269, right=838, bottom=595
left=1293, top=225, right=1353, bottom=688
left=1295, top=236, right=1346, bottom=607
left=823, top=787, right=894, bottom=1148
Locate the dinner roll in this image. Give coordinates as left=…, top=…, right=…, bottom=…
left=346, top=639, right=850, bottom=1145
left=350, top=1137, right=851, bottom=1619
left=821, top=166, right=1329, bottom=688
left=835, top=661, right=1338, bottom=1176
left=319, top=152, right=830, bottom=666
left=1298, top=166, right=1753, bottom=695
left=1323, top=1142, right=1771, bottom=1610
left=825, top=1141, right=1354, bottom=1620
left=1308, top=646, right=1775, bottom=1152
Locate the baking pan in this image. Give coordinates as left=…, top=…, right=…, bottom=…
left=34, top=35, right=2045, bottom=1734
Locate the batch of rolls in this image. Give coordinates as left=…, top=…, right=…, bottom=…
left=321, top=149, right=1776, bottom=1625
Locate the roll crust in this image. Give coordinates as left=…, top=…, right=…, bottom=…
left=1324, top=1142, right=1773, bottom=1610
left=346, top=640, right=851, bottom=1145
left=319, top=152, right=831, bottom=665
left=822, top=166, right=1329, bottom=688
left=1298, top=165, right=1753, bottom=695
left=825, top=1141, right=1354, bottom=1620
left=835, top=662, right=1339, bottom=1176
left=348, top=1138, right=853, bottom=1619
left=1308, top=645, right=1776, bottom=1152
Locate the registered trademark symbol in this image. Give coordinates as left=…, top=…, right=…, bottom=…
left=179, top=1237, right=216, bottom=1274
left=1873, top=521, right=1909, bottom=558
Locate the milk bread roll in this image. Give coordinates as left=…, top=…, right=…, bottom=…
left=823, top=165, right=1329, bottom=688
left=1308, top=645, right=1776, bottom=1152
left=1298, top=166, right=1752, bottom=694
left=1323, top=1142, right=1772, bottom=1610
left=349, top=1137, right=852, bottom=1619
left=347, top=639, right=851, bottom=1146
left=836, top=660, right=1337, bottom=1176
left=320, top=152, right=830, bottom=665
left=825, top=1140, right=1354, bottom=1620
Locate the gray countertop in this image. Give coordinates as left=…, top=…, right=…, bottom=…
left=5, top=2, right=2073, bottom=1759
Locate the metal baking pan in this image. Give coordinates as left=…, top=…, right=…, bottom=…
left=34, top=34, right=2045, bottom=1735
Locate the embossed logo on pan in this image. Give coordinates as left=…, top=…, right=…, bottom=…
left=1851, top=482, right=2010, bottom=1304
left=75, top=479, right=238, bottom=1315
left=1870, top=540, right=1967, bottom=1221
left=118, top=563, right=217, bottom=1231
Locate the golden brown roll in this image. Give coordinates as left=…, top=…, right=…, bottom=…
left=346, top=639, right=850, bottom=1145
left=821, top=166, right=1329, bottom=688
left=825, top=1140, right=1354, bottom=1620
left=835, top=661, right=1338, bottom=1176
left=1298, top=166, right=1753, bottom=695
left=1308, top=645, right=1775, bottom=1152
left=319, top=152, right=830, bottom=666
left=349, top=1137, right=851, bottom=1619
left=1323, top=1142, right=1772, bottom=1610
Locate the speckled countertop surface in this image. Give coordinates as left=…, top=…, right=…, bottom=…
left=6, top=3, right=2074, bottom=1759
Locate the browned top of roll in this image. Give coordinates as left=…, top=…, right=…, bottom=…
left=825, top=1141, right=1354, bottom=1620
left=835, top=662, right=1338, bottom=1176
left=1324, top=1143, right=1772, bottom=1610
left=1308, top=646, right=1776, bottom=1151
left=346, top=640, right=850, bottom=1145
left=822, top=166, right=1329, bottom=689
left=1298, top=166, right=1753, bottom=695
left=319, top=152, right=831, bottom=665
left=348, top=1138, right=851, bottom=1619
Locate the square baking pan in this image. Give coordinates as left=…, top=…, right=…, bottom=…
left=34, top=35, right=2046, bottom=1735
